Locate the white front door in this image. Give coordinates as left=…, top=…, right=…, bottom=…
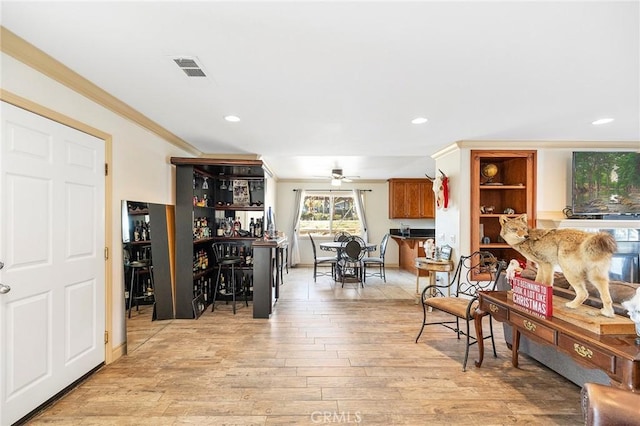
left=0, top=102, right=105, bottom=425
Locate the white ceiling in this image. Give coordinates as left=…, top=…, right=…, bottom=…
left=1, top=1, right=639, bottom=181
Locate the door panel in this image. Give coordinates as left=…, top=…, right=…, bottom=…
left=0, top=102, right=105, bottom=425
left=6, top=292, right=50, bottom=394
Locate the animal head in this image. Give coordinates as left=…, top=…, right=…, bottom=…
left=499, top=214, right=529, bottom=244
left=432, top=176, right=444, bottom=206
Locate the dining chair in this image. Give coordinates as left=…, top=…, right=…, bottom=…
left=309, top=234, right=336, bottom=282
left=334, top=231, right=351, bottom=242
left=363, top=233, right=389, bottom=283
left=415, top=251, right=506, bottom=371
left=338, top=235, right=366, bottom=288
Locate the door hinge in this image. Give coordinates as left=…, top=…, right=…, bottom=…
left=104, top=247, right=109, bottom=260
left=105, top=163, right=108, bottom=176
left=104, top=331, right=109, bottom=344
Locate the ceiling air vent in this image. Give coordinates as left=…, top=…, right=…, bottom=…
left=172, top=57, right=206, bottom=77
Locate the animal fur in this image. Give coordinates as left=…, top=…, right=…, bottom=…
left=499, top=214, right=617, bottom=317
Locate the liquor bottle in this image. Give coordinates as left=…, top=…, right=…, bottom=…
left=134, top=221, right=141, bottom=242
left=266, top=207, right=274, bottom=237
left=249, top=218, right=255, bottom=237
left=233, top=217, right=241, bottom=236
left=217, top=219, right=224, bottom=236
left=245, top=247, right=252, bottom=266
left=141, top=222, right=147, bottom=241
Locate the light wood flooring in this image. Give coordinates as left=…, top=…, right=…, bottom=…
left=28, top=267, right=583, bottom=425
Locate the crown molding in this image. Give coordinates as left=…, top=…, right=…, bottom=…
left=433, top=139, right=640, bottom=159
left=0, top=26, right=201, bottom=157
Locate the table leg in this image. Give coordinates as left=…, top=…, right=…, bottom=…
left=512, top=327, right=520, bottom=368
left=474, top=308, right=486, bottom=368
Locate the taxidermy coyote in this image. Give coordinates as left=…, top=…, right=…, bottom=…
left=499, top=214, right=617, bottom=317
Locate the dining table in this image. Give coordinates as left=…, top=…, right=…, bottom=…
left=319, top=240, right=377, bottom=281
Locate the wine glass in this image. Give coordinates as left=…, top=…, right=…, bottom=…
left=202, top=177, right=209, bottom=190
left=220, top=180, right=227, bottom=190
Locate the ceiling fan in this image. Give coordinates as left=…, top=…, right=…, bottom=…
left=325, top=168, right=359, bottom=186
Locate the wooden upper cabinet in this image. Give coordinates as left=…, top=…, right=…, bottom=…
left=388, top=178, right=435, bottom=219
left=419, top=181, right=435, bottom=218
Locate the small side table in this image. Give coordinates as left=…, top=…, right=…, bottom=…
left=414, top=257, right=454, bottom=304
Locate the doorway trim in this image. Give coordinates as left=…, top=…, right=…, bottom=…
left=1, top=89, right=115, bottom=364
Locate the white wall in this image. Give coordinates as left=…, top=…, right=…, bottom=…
left=1, top=53, right=192, bottom=350
left=275, top=180, right=435, bottom=267
left=433, top=141, right=640, bottom=264
left=433, top=148, right=466, bottom=259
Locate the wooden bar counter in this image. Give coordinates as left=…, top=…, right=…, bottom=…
left=252, top=236, right=287, bottom=319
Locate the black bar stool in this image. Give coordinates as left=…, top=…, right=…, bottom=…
left=211, top=242, right=247, bottom=314
left=127, top=257, right=154, bottom=318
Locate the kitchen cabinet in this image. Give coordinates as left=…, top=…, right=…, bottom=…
left=171, top=158, right=266, bottom=319
left=388, top=178, right=435, bottom=219
left=470, top=150, right=536, bottom=279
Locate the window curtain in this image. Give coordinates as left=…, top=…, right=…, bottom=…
left=288, top=189, right=303, bottom=267
left=353, top=189, right=369, bottom=243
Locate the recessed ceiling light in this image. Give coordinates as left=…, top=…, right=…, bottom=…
left=591, top=118, right=614, bottom=125
left=411, top=117, right=428, bottom=124
left=224, top=115, right=241, bottom=122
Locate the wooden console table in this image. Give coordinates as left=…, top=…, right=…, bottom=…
left=475, top=291, right=640, bottom=391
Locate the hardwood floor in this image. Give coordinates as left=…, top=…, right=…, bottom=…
left=29, top=267, right=583, bottom=425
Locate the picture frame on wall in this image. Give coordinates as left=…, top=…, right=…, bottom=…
left=233, top=179, right=250, bottom=205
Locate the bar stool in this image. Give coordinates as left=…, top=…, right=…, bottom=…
left=127, top=257, right=154, bottom=318
left=276, top=241, right=288, bottom=284
left=211, top=242, right=247, bottom=314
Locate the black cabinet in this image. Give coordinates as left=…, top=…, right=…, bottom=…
left=171, top=158, right=266, bottom=319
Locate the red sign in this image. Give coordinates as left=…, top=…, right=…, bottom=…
left=511, top=276, right=553, bottom=317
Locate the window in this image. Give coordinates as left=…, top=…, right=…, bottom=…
left=299, top=192, right=362, bottom=236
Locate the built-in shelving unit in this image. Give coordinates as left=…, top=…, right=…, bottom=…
left=171, top=158, right=266, bottom=318
left=470, top=150, right=537, bottom=279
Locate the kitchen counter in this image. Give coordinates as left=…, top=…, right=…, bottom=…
left=389, top=229, right=434, bottom=275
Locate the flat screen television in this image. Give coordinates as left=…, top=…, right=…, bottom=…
left=571, top=151, right=640, bottom=216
